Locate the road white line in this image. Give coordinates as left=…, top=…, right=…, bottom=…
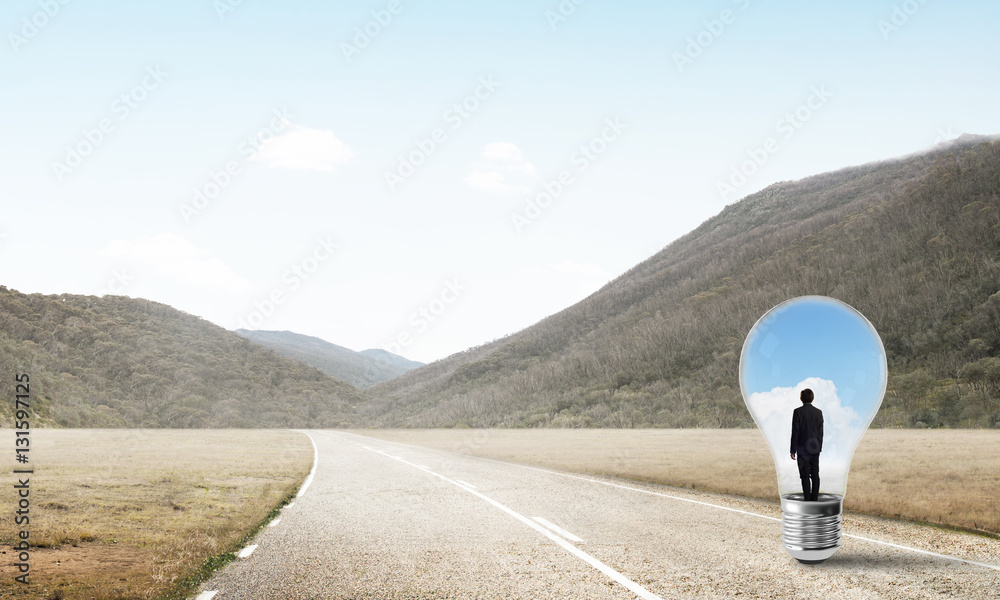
left=333, top=431, right=1000, bottom=574
left=455, top=479, right=476, bottom=489
left=478, top=454, right=1000, bottom=572
left=237, top=544, right=258, bottom=559
left=268, top=518, right=281, bottom=527
left=363, top=445, right=663, bottom=600
left=294, top=431, right=319, bottom=498
left=842, top=533, right=1000, bottom=572
left=533, top=517, right=584, bottom=543
left=285, top=501, right=295, bottom=509
left=494, top=461, right=1000, bottom=572
left=337, top=430, right=778, bottom=521
left=503, top=461, right=781, bottom=522
left=195, top=591, right=218, bottom=600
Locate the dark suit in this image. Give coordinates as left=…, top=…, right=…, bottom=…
left=790, top=403, right=823, bottom=501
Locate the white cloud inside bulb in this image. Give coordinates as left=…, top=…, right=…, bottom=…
left=748, top=377, right=866, bottom=496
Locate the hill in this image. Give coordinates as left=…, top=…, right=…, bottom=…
left=234, top=329, right=422, bottom=387
left=360, top=348, right=424, bottom=371
left=0, top=290, right=365, bottom=427
left=365, top=136, right=1000, bottom=429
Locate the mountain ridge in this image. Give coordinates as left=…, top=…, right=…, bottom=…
left=365, top=136, right=1000, bottom=429
left=3, top=137, right=998, bottom=429
left=234, top=329, right=422, bottom=388
left=0, top=290, right=365, bottom=428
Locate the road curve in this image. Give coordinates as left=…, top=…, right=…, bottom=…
left=194, top=430, right=1000, bottom=599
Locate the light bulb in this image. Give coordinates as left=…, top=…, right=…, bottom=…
left=739, top=296, right=887, bottom=564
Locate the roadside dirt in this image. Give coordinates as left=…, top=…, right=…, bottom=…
left=0, top=543, right=149, bottom=599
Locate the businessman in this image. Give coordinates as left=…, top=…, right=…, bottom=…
left=790, top=388, right=823, bottom=501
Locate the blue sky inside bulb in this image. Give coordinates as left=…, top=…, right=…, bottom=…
left=740, top=296, right=888, bottom=497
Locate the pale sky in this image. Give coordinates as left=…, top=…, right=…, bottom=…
left=2, top=1, right=998, bottom=363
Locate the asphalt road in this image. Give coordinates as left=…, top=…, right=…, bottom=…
left=195, top=431, right=1000, bottom=599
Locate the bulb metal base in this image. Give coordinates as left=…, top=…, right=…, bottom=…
left=780, top=493, right=842, bottom=564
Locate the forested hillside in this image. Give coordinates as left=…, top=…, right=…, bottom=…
left=365, top=137, right=1000, bottom=429
left=0, top=290, right=363, bottom=427
left=3, top=139, right=998, bottom=430
left=235, top=329, right=422, bottom=388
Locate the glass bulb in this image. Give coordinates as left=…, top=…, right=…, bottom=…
left=739, top=296, right=887, bottom=563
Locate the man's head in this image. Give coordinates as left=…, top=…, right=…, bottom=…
left=800, top=388, right=814, bottom=404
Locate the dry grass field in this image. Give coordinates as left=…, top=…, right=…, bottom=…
left=0, top=429, right=312, bottom=600
left=357, top=429, right=1000, bottom=537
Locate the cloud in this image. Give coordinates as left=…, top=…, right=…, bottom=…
left=465, top=142, right=537, bottom=194
left=98, top=233, right=250, bottom=294
left=481, top=142, right=529, bottom=165
left=464, top=169, right=509, bottom=195
left=249, top=123, right=354, bottom=172
left=747, top=377, right=865, bottom=496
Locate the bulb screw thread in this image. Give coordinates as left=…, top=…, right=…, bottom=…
left=780, top=493, right=843, bottom=564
